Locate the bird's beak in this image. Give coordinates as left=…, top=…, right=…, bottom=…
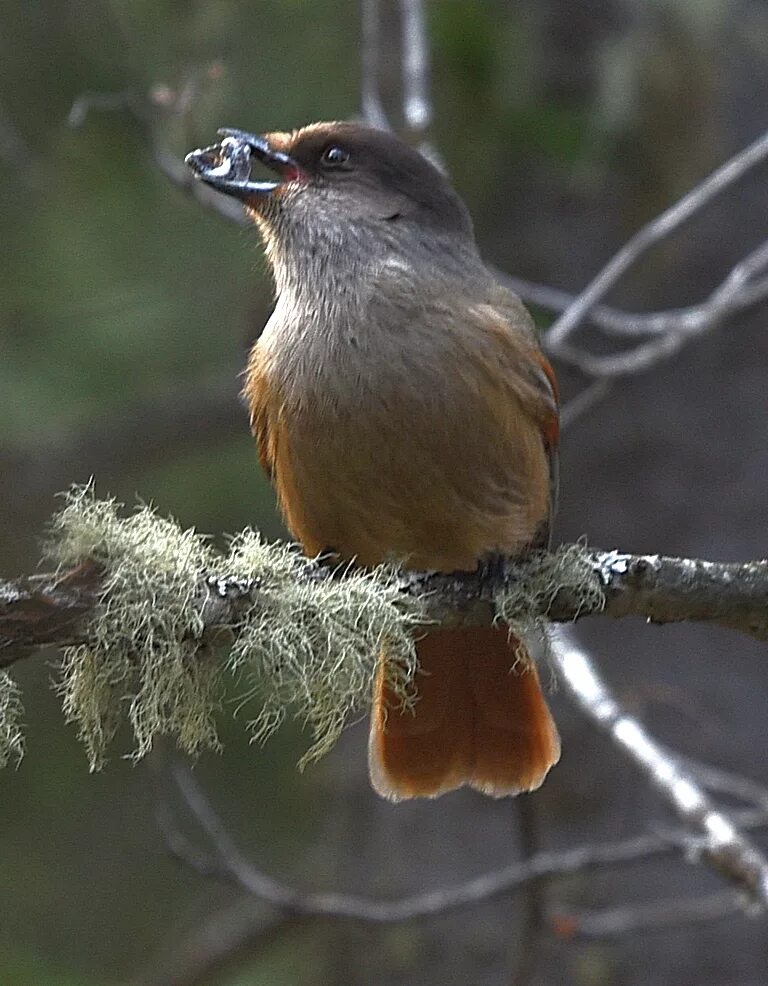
left=184, top=128, right=300, bottom=203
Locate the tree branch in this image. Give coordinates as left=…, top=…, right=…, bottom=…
left=3, top=545, right=768, bottom=669
left=129, top=898, right=298, bottom=986
left=399, top=0, right=431, bottom=135
left=545, top=128, right=768, bottom=351
left=155, top=759, right=768, bottom=923
left=553, top=890, right=751, bottom=940
left=552, top=627, right=768, bottom=907
left=360, top=0, right=390, bottom=131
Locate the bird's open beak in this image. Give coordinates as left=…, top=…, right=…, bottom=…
left=184, top=128, right=300, bottom=203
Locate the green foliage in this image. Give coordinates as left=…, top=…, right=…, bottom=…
left=45, top=487, right=424, bottom=771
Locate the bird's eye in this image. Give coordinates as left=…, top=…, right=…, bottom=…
left=321, top=145, right=350, bottom=168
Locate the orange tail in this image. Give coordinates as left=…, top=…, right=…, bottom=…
left=368, top=627, right=560, bottom=800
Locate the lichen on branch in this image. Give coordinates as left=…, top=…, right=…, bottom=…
left=44, top=487, right=424, bottom=770
left=0, top=671, right=24, bottom=768
left=48, top=487, right=220, bottom=769
left=3, top=487, right=765, bottom=773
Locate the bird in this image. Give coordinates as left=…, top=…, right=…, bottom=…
left=186, top=121, right=561, bottom=800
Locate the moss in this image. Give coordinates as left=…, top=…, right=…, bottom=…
left=0, top=672, right=24, bottom=768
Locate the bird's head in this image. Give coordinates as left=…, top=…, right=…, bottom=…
left=186, top=121, right=475, bottom=288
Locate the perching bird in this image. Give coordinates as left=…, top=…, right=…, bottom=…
left=186, top=121, right=561, bottom=800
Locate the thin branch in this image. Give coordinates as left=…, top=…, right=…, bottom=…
left=498, top=264, right=768, bottom=343
left=4, top=546, right=768, bottom=669
left=555, top=890, right=752, bottom=940
left=545, top=128, right=768, bottom=350
left=399, top=0, right=431, bottom=135
left=547, top=238, right=768, bottom=377
left=159, top=760, right=768, bottom=924
left=67, top=86, right=250, bottom=228
left=552, top=627, right=768, bottom=906
left=512, top=797, right=546, bottom=986
left=558, top=379, right=614, bottom=429
left=360, top=0, right=390, bottom=130
left=683, top=758, right=768, bottom=811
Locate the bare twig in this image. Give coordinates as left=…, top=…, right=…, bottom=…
left=559, top=379, right=614, bottom=429
left=498, top=265, right=768, bottom=344
left=685, top=760, right=768, bottom=811
left=4, top=546, right=768, bottom=668
left=545, top=128, right=768, bottom=351
left=552, top=627, right=768, bottom=906
left=555, top=890, right=752, bottom=940
left=399, top=0, right=431, bottom=134
left=68, top=89, right=143, bottom=128
left=67, top=84, right=250, bottom=228
left=547, top=238, right=768, bottom=377
left=158, top=760, right=768, bottom=924
left=360, top=0, right=390, bottom=130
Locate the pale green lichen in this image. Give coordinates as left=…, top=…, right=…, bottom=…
left=43, top=487, right=424, bottom=771
left=46, top=487, right=220, bottom=769
left=224, top=530, right=422, bottom=767
left=40, top=488, right=589, bottom=774
left=0, top=672, right=24, bottom=768
left=494, top=543, right=605, bottom=666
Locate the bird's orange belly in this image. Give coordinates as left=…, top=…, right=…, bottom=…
left=271, top=412, right=549, bottom=572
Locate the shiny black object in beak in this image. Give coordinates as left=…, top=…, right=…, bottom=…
left=185, top=128, right=298, bottom=201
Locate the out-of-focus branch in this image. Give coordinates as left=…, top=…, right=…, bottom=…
left=683, top=758, right=768, bottom=810
left=554, top=890, right=749, bottom=940
left=540, top=130, right=768, bottom=379
left=545, top=128, right=768, bottom=349
left=4, top=545, right=768, bottom=668
left=552, top=627, right=768, bottom=906
left=558, top=379, right=614, bottom=429
left=399, top=0, right=431, bottom=135
left=157, top=760, right=768, bottom=923
left=496, top=261, right=768, bottom=348
left=67, top=83, right=250, bottom=228
left=545, top=238, right=768, bottom=377
left=360, top=0, right=390, bottom=130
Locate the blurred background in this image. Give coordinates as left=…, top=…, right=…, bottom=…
left=1, top=1, right=768, bottom=983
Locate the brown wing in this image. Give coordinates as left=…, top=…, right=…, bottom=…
left=242, top=347, right=277, bottom=482
left=528, top=349, right=560, bottom=547
left=461, top=288, right=560, bottom=549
